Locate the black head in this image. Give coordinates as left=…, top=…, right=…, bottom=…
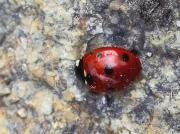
left=75, top=59, right=85, bottom=82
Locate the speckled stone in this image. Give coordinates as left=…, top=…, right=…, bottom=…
left=0, top=108, right=10, bottom=134
left=0, top=0, right=179, bottom=133
left=26, top=90, right=53, bottom=115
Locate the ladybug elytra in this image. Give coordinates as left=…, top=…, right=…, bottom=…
left=76, top=47, right=142, bottom=93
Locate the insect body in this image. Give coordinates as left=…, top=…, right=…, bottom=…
left=76, top=47, right=142, bottom=93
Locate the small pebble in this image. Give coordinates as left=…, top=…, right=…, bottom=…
left=17, top=108, right=27, bottom=118
left=0, top=85, right=11, bottom=96
left=63, top=90, right=75, bottom=101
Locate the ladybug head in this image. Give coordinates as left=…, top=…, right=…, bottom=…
left=75, top=59, right=85, bottom=82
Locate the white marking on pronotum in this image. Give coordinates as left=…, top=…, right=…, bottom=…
left=75, top=60, right=80, bottom=67
left=83, top=70, right=87, bottom=77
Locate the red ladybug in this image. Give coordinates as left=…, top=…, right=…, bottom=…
left=75, top=47, right=142, bottom=93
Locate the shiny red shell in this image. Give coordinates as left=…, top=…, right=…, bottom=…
left=76, top=47, right=142, bottom=93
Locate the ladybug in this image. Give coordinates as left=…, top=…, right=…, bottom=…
left=75, top=47, right=142, bottom=93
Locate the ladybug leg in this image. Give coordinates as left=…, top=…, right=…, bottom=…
left=130, top=49, right=140, bottom=56
left=105, top=94, right=114, bottom=106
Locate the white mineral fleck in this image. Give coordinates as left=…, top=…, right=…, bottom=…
left=17, top=108, right=27, bottom=118
left=176, top=20, right=180, bottom=27
left=146, top=52, right=153, bottom=57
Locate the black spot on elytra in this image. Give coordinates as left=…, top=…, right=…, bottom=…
left=122, top=53, right=129, bottom=62
left=85, top=74, right=94, bottom=85
left=104, top=65, right=113, bottom=75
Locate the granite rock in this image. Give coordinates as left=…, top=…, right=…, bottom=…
left=0, top=0, right=179, bottom=133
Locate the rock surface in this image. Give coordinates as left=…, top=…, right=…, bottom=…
left=0, top=0, right=179, bottom=133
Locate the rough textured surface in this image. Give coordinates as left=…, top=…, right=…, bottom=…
left=0, top=0, right=179, bottom=133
